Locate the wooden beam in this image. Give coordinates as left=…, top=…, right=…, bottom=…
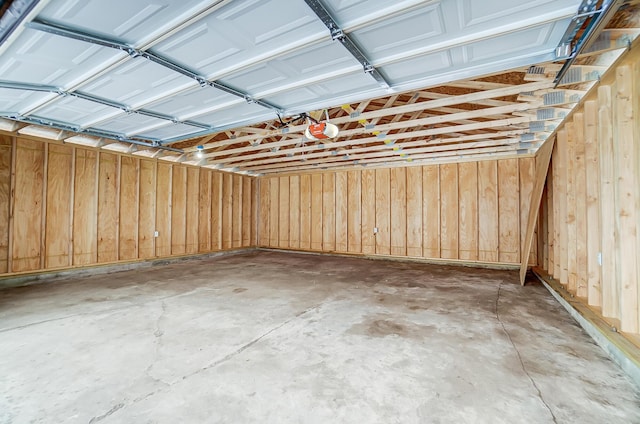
left=520, top=137, right=555, bottom=285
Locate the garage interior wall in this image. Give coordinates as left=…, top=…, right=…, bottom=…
left=0, top=135, right=257, bottom=275
left=257, top=158, right=538, bottom=267
left=537, top=41, right=640, bottom=335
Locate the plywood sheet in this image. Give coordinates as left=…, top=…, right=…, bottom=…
left=375, top=168, right=390, bottom=255
left=498, top=159, right=519, bottom=263
left=458, top=162, right=478, bottom=261
left=222, top=173, right=233, bottom=249
left=258, top=178, right=269, bottom=246
left=72, top=149, right=97, bottom=266
left=138, top=160, right=156, bottom=259
left=232, top=174, right=242, bottom=248
left=97, top=153, right=118, bottom=263
left=242, top=176, right=252, bottom=247
left=289, top=175, right=300, bottom=249
left=423, top=165, right=440, bottom=258
left=44, top=144, right=72, bottom=269
left=171, top=165, right=187, bottom=255
left=155, top=163, right=172, bottom=257
left=198, top=169, right=211, bottom=252
left=322, top=173, right=336, bottom=252
left=439, top=163, right=458, bottom=260
left=119, top=156, right=139, bottom=260
left=310, top=174, right=323, bottom=251
left=361, top=169, right=375, bottom=254
left=278, top=176, right=289, bottom=248
left=0, top=135, right=12, bottom=272
left=518, top=157, right=535, bottom=266
left=299, top=174, right=311, bottom=250
left=390, top=167, right=406, bottom=257
left=406, top=166, right=422, bottom=257
left=565, top=121, right=577, bottom=291
left=347, top=170, right=362, bottom=253
left=584, top=100, right=601, bottom=306
left=335, top=171, right=348, bottom=253
left=211, top=172, right=223, bottom=250
left=478, top=160, right=499, bottom=262
left=269, top=177, right=279, bottom=247
left=12, top=139, right=44, bottom=271
left=185, top=167, right=200, bottom=254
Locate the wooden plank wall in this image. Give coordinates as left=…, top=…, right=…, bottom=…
left=258, top=158, right=537, bottom=266
left=538, top=42, right=640, bottom=334
left=0, top=137, right=256, bottom=276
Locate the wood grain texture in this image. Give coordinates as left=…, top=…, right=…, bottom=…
left=138, top=160, right=156, bottom=259
left=322, top=173, right=336, bottom=252
left=423, top=165, right=440, bottom=258
left=171, top=166, right=187, bottom=255
left=518, top=157, right=536, bottom=266
left=361, top=169, right=375, bottom=254
left=211, top=172, right=223, bottom=250
left=258, top=177, right=269, bottom=247
left=299, top=174, right=311, bottom=250
left=155, top=163, right=172, bottom=257
left=556, top=130, right=569, bottom=285
left=584, top=100, right=601, bottom=307
left=242, top=176, right=252, bottom=247
left=232, top=174, right=242, bottom=248
left=119, top=157, right=139, bottom=260
left=439, top=163, right=458, bottom=259
left=289, top=175, right=300, bottom=249
left=406, top=166, right=422, bottom=257
left=573, top=113, right=588, bottom=298
left=198, top=169, right=211, bottom=252
left=185, top=167, right=199, bottom=254
left=335, top=171, right=348, bottom=252
left=97, top=153, right=118, bottom=263
left=375, top=168, right=391, bottom=255
left=12, top=139, right=44, bottom=271
left=565, top=121, right=578, bottom=292
left=498, top=159, right=519, bottom=263
left=478, top=160, right=499, bottom=262
left=458, top=162, right=478, bottom=261
left=44, top=144, right=72, bottom=268
left=0, top=135, right=10, bottom=272
left=346, top=171, right=361, bottom=253
left=310, top=174, right=323, bottom=250
left=279, top=176, right=289, bottom=248
left=269, top=177, right=279, bottom=247
left=390, top=167, right=407, bottom=257
left=72, top=149, right=97, bottom=266
left=222, top=173, right=233, bottom=249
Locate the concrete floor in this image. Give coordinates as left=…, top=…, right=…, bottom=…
left=1, top=251, right=639, bottom=424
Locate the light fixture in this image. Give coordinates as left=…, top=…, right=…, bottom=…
left=196, top=145, right=204, bottom=158
left=304, top=110, right=339, bottom=141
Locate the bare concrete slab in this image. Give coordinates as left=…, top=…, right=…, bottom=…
left=1, top=251, right=638, bottom=423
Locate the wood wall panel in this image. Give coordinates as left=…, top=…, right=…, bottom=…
left=45, top=144, right=72, bottom=268
left=222, top=173, right=233, bottom=249
left=138, top=160, right=156, bottom=259
left=335, top=171, right=348, bottom=253
left=518, top=157, right=536, bottom=266
left=537, top=43, right=640, bottom=335
left=406, top=167, right=422, bottom=257
left=390, top=168, right=406, bottom=257
left=439, top=164, right=458, bottom=259
left=198, top=169, right=211, bottom=252
left=458, top=162, right=478, bottom=261
left=478, top=160, right=498, bottom=262
left=0, top=135, right=10, bottom=272
left=423, top=165, right=440, bottom=258
left=171, top=166, right=187, bottom=255
left=12, top=139, right=44, bottom=271
left=185, top=167, right=199, bottom=254
left=279, top=176, right=289, bottom=248
left=233, top=175, right=242, bottom=248
left=361, top=169, right=375, bottom=254
left=1, top=140, right=256, bottom=276
left=258, top=178, right=269, bottom=247
left=322, top=173, right=335, bottom=252
left=347, top=170, right=361, bottom=253
left=72, top=149, right=97, bottom=266
left=299, top=175, right=311, bottom=250
left=269, top=177, right=279, bottom=247
left=155, top=163, right=172, bottom=257
left=498, top=159, right=519, bottom=263
left=119, top=157, right=139, bottom=260
left=375, top=168, right=391, bottom=255
left=310, top=174, right=323, bottom=251
left=289, top=175, right=300, bottom=249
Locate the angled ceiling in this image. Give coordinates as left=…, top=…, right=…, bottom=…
left=0, top=0, right=638, bottom=174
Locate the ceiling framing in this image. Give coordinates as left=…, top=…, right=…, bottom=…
left=0, top=0, right=638, bottom=174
